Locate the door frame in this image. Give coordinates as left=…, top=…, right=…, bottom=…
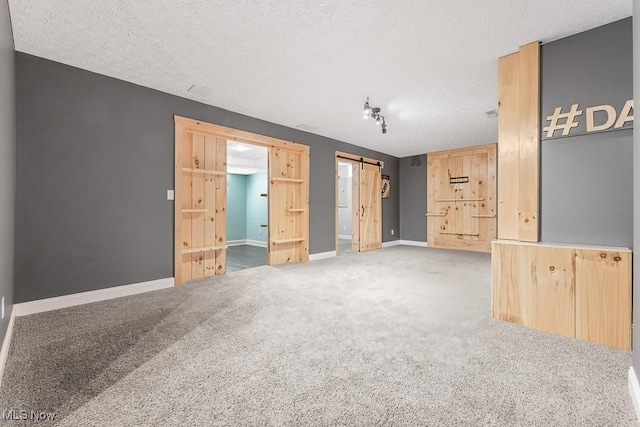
left=174, top=116, right=309, bottom=285
left=334, top=151, right=384, bottom=254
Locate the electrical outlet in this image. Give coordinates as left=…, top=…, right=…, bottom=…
left=391, top=229, right=394, bottom=235
left=343, top=226, right=347, bottom=230
left=167, top=190, right=175, bottom=201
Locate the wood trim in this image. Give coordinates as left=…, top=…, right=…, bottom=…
left=426, top=143, right=496, bottom=159
left=174, top=123, right=183, bottom=285
left=174, top=116, right=310, bottom=152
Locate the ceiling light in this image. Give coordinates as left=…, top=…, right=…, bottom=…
left=362, top=97, right=388, bottom=134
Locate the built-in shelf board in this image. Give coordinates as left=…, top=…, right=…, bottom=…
left=182, top=209, right=209, bottom=213
left=182, top=167, right=226, bottom=175
left=435, top=198, right=485, bottom=202
left=425, top=213, right=446, bottom=217
left=288, top=208, right=306, bottom=212
left=271, top=177, right=305, bottom=183
left=272, top=237, right=305, bottom=244
left=472, top=214, right=496, bottom=218
left=439, top=231, right=480, bottom=236
left=182, top=246, right=225, bottom=254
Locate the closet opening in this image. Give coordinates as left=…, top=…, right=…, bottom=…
left=226, top=140, right=269, bottom=272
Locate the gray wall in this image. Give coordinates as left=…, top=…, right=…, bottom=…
left=0, top=0, right=14, bottom=343
left=632, top=0, right=639, bottom=385
left=540, top=18, right=633, bottom=248
left=15, top=53, right=399, bottom=303
left=399, top=155, right=427, bottom=241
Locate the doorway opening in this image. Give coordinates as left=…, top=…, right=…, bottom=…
left=226, top=141, right=268, bottom=272
left=337, top=161, right=354, bottom=254
left=334, top=151, right=383, bottom=255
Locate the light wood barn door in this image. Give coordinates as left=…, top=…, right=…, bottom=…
left=175, top=130, right=227, bottom=286
left=427, top=144, right=496, bottom=253
left=268, top=147, right=310, bottom=265
left=359, top=162, right=382, bottom=251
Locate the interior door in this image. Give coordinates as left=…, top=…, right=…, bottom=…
left=359, top=162, right=382, bottom=251
left=268, top=147, right=310, bottom=264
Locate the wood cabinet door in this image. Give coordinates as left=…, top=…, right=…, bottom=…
left=359, top=162, right=382, bottom=251
left=427, top=144, right=496, bottom=252
left=268, top=147, right=310, bottom=265
left=575, top=249, right=631, bottom=350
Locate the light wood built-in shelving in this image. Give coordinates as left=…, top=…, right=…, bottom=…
left=271, top=177, right=305, bottom=183
left=425, top=213, right=446, bottom=217
left=272, top=238, right=305, bottom=244
left=182, top=167, right=226, bottom=175
left=440, top=231, right=480, bottom=236
left=434, top=198, right=485, bottom=202
left=182, top=246, right=225, bottom=254
left=182, top=209, right=209, bottom=213
left=472, top=214, right=496, bottom=218
left=288, top=208, right=306, bottom=212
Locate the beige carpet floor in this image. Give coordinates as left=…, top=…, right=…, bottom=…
left=0, top=246, right=635, bottom=426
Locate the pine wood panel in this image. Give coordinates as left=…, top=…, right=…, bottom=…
left=268, top=147, right=309, bottom=265
left=359, top=163, right=382, bottom=251
left=518, top=42, right=540, bottom=242
left=191, top=134, right=205, bottom=279
left=575, top=249, right=631, bottom=350
left=491, top=241, right=574, bottom=338
left=426, top=144, right=496, bottom=253
left=497, top=52, right=520, bottom=240
left=351, top=163, right=360, bottom=252
left=181, top=132, right=193, bottom=282
left=214, top=138, right=227, bottom=274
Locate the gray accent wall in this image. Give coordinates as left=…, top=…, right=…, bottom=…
left=632, top=0, right=640, bottom=385
left=15, top=53, right=399, bottom=303
left=540, top=18, right=633, bottom=248
left=0, top=0, right=14, bottom=344
left=399, top=155, right=427, bottom=241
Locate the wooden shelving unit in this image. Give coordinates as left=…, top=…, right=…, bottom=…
left=288, top=208, right=306, bottom=212
left=434, top=198, right=485, bottom=202
left=182, top=246, right=225, bottom=254
left=182, top=167, right=226, bottom=175
left=271, top=237, right=305, bottom=244
left=182, top=209, right=209, bottom=213
left=271, top=177, right=305, bottom=183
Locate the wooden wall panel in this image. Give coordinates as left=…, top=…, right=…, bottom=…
left=517, top=42, right=540, bottom=242
left=351, top=163, right=360, bottom=252
left=497, top=43, right=540, bottom=242
left=426, top=144, right=496, bottom=253
left=492, top=240, right=631, bottom=349
left=575, top=249, right=631, bottom=350
left=497, top=53, right=520, bottom=240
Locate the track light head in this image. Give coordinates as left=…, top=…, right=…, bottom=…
left=362, top=97, right=388, bottom=135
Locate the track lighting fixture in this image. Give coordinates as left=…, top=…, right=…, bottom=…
left=362, top=97, right=387, bottom=134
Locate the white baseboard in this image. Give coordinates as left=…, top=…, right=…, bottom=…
left=14, top=277, right=175, bottom=317
left=629, top=367, right=640, bottom=423
left=309, top=251, right=336, bottom=261
left=382, top=240, right=401, bottom=248
left=338, top=234, right=351, bottom=240
left=246, top=239, right=267, bottom=248
left=399, top=240, right=428, bottom=247
left=0, top=307, right=16, bottom=389
left=228, top=239, right=267, bottom=248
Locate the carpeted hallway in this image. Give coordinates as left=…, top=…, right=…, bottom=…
left=0, top=246, right=635, bottom=426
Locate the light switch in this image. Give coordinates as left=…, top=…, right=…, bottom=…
left=167, top=190, right=175, bottom=200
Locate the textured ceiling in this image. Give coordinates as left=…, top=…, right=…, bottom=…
left=8, top=1, right=632, bottom=157
left=228, top=141, right=267, bottom=175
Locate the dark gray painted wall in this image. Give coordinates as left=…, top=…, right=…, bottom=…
left=0, top=0, right=14, bottom=343
left=399, top=155, right=427, bottom=241
left=15, top=53, right=399, bottom=303
left=632, top=0, right=639, bottom=383
left=540, top=18, right=633, bottom=248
